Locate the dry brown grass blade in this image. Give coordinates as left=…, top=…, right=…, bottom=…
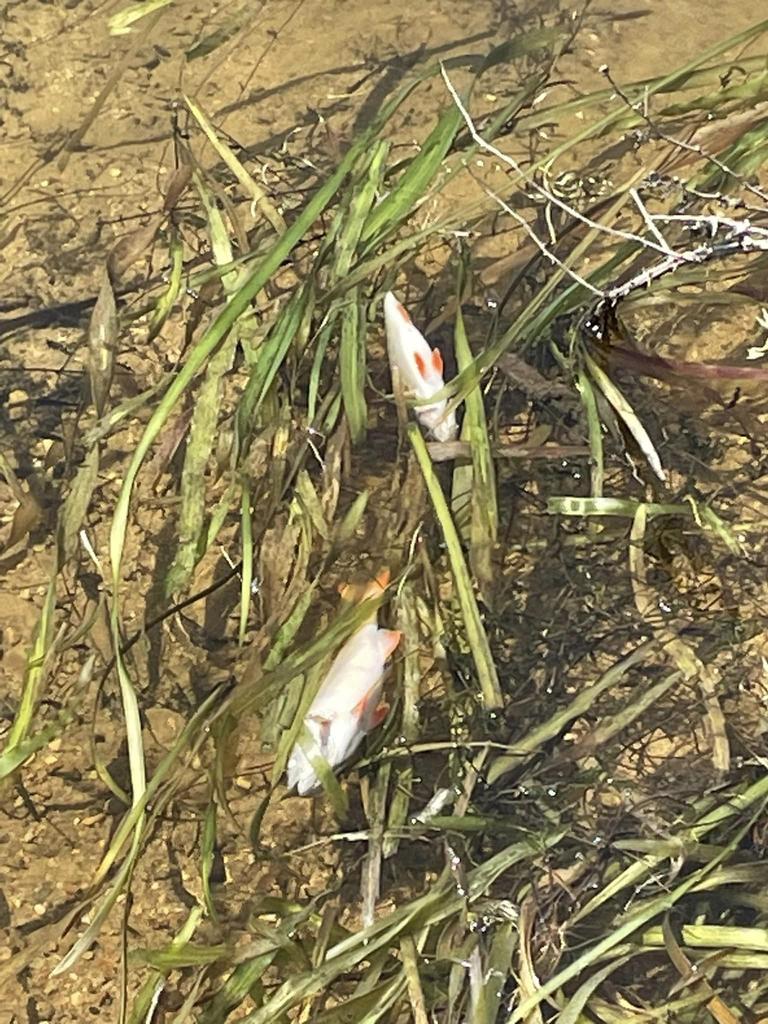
left=162, top=164, right=194, bottom=212
left=517, top=894, right=546, bottom=1024
left=629, top=504, right=729, bottom=773
left=660, top=916, right=741, bottom=1024
left=107, top=214, right=164, bottom=284
left=360, top=767, right=388, bottom=928
left=659, top=100, right=768, bottom=175
left=57, top=11, right=164, bottom=172
left=57, top=443, right=100, bottom=565
left=0, top=454, right=43, bottom=563
left=605, top=342, right=768, bottom=384
left=2, top=490, right=42, bottom=558
left=184, top=94, right=287, bottom=235
left=400, top=935, right=430, bottom=1024
left=428, top=441, right=590, bottom=462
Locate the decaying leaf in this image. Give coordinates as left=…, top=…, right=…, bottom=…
left=88, top=266, right=118, bottom=417
left=57, top=444, right=100, bottom=565
left=107, top=214, right=164, bottom=284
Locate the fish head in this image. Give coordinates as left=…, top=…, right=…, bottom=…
left=417, top=401, right=459, bottom=442
left=384, top=292, right=440, bottom=396
left=384, top=291, right=458, bottom=440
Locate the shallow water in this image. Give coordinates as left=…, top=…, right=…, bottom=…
left=1, top=1, right=767, bottom=1020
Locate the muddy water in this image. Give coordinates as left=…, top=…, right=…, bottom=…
left=1, top=1, right=767, bottom=1020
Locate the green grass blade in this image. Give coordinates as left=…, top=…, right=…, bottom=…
left=147, top=229, right=183, bottom=341
left=575, top=366, right=604, bottom=498
left=165, top=169, right=247, bottom=595
left=242, top=831, right=565, bottom=1023
left=333, top=140, right=389, bottom=277
left=110, top=646, right=147, bottom=810
left=184, top=94, right=286, bottom=234
left=469, top=918, right=518, bottom=1024
left=408, top=424, right=502, bottom=710
left=91, top=687, right=223, bottom=888
left=109, top=128, right=365, bottom=600
left=0, top=709, right=73, bottom=780
left=332, top=141, right=388, bottom=442
left=128, top=907, right=203, bottom=1024
left=584, top=352, right=666, bottom=482
left=200, top=794, right=219, bottom=921
left=361, top=104, right=461, bottom=244
left=546, top=497, right=687, bottom=518
left=383, top=582, right=421, bottom=859
left=3, top=576, right=57, bottom=754
left=57, top=442, right=100, bottom=564
left=198, top=951, right=280, bottom=1024
left=52, top=846, right=138, bottom=975
left=109, top=0, right=173, bottom=34
left=331, top=489, right=369, bottom=552
left=236, top=284, right=311, bottom=455
left=556, top=955, right=634, bottom=1024
left=185, top=6, right=254, bottom=63
left=507, top=812, right=759, bottom=1022
left=238, top=485, right=253, bottom=646
left=453, top=299, right=497, bottom=597
left=487, top=640, right=655, bottom=784
left=339, top=290, right=367, bottom=444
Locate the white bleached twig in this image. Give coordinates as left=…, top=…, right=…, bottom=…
left=440, top=64, right=688, bottom=262
left=478, top=183, right=604, bottom=297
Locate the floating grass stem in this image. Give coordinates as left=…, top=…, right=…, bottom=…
left=408, top=424, right=502, bottom=710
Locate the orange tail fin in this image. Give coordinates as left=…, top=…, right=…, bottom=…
left=339, top=568, right=392, bottom=605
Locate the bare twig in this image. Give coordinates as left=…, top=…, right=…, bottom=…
left=629, top=186, right=671, bottom=250
left=440, top=65, right=689, bottom=262
left=441, top=63, right=768, bottom=321
left=600, top=64, right=768, bottom=207
left=475, top=182, right=604, bottom=297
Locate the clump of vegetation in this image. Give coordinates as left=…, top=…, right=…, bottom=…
left=3, top=6, right=768, bottom=1022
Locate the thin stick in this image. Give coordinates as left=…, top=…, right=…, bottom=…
left=601, top=63, right=768, bottom=207
left=440, top=65, right=687, bottom=261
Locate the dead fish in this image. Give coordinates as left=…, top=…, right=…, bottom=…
left=383, top=290, right=458, bottom=442
left=286, top=570, right=401, bottom=796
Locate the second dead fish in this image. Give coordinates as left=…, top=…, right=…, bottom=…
left=286, top=571, right=401, bottom=796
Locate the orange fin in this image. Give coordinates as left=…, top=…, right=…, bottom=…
left=353, top=689, right=376, bottom=718
left=375, top=568, right=391, bottom=590
left=380, top=628, right=402, bottom=658
left=369, top=702, right=390, bottom=729
left=360, top=570, right=390, bottom=603
left=431, top=347, right=444, bottom=375
left=414, top=351, right=427, bottom=378
left=354, top=691, right=390, bottom=732
left=396, top=300, right=412, bottom=323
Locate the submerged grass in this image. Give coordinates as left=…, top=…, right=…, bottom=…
left=2, top=10, right=768, bottom=1024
